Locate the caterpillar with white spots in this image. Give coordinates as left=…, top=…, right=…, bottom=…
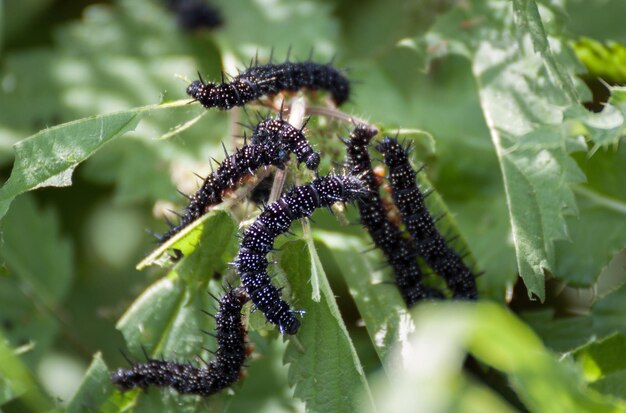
left=111, top=286, right=249, bottom=396
left=187, top=60, right=350, bottom=110
left=234, top=174, right=365, bottom=334
left=376, top=137, right=478, bottom=299
left=344, top=125, right=444, bottom=305
left=159, top=117, right=320, bottom=245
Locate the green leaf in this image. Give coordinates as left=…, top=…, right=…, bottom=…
left=110, top=275, right=229, bottom=412
left=412, top=0, right=595, bottom=300
left=137, top=207, right=237, bottom=270
left=281, top=239, right=375, bottom=413
left=0, top=100, right=198, bottom=220
left=0, top=193, right=73, bottom=304
left=66, top=353, right=114, bottom=413
left=0, top=111, right=139, bottom=218
left=228, top=337, right=304, bottom=413
left=0, top=330, right=54, bottom=411
left=512, top=0, right=578, bottom=101
left=572, top=334, right=626, bottom=399
left=176, top=209, right=238, bottom=284
left=573, top=37, right=626, bottom=85
left=0, top=194, right=73, bottom=366
left=315, top=232, right=405, bottom=364
left=565, top=0, right=626, bottom=44
left=552, top=144, right=626, bottom=285
left=521, top=309, right=592, bottom=353
left=315, top=160, right=483, bottom=360
left=216, top=0, right=338, bottom=62
left=566, top=100, right=626, bottom=154
left=370, top=302, right=626, bottom=412
left=523, top=283, right=626, bottom=353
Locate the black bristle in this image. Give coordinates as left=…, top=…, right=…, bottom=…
left=186, top=60, right=350, bottom=110
left=235, top=174, right=365, bottom=335
left=376, top=137, right=478, bottom=300
left=111, top=287, right=249, bottom=397
left=156, top=117, right=320, bottom=249
left=343, top=125, right=443, bottom=306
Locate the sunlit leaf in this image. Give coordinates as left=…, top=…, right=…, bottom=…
left=281, top=240, right=375, bottom=412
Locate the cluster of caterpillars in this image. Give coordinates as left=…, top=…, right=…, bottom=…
left=111, top=58, right=478, bottom=398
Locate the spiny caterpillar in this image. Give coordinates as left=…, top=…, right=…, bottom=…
left=159, top=117, right=319, bottom=245
left=376, top=137, right=478, bottom=299
left=111, top=286, right=249, bottom=396
left=344, top=125, right=444, bottom=305
left=187, top=60, right=350, bottom=110
left=235, top=174, right=366, bottom=334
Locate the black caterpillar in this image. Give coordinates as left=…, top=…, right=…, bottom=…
left=165, top=0, right=222, bottom=31
left=159, top=117, right=319, bottom=245
left=376, top=138, right=478, bottom=299
left=111, top=286, right=249, bottom=396
left=344, top=125, right=444, bottom=305
left=187, top=61, right=350, bottom=110
left=234, top=174, right=366, bottom=335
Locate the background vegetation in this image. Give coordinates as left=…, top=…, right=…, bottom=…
left=0, top=0, right=625, bottom=412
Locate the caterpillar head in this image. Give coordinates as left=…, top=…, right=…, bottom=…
left=304, top=152, right=321, bottom=170
left=280, top=316, right=301, bottom=335
left=186, top=80, right=216, bottom=104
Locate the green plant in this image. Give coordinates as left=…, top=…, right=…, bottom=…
left=0, top=0, right=625, bottom=412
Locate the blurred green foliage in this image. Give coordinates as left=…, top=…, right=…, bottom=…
left=0, top=0, right=625, bottom=412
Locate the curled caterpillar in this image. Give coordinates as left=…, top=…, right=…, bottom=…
left=376, top=138, right=478, bottom=299
left=251, top=116, right=320, bottom=170
left=235, top=174, right=366, bottom=334
left=111, top=286, right=249, bottom=396
left=187, top=61, right=350, bottom=110
left=165, top=0, right=222, bottom=31
left=344, top=125, right=444, bottom=305
left=159, top=117, right=319, bottom=245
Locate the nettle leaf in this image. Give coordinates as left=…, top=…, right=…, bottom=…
left=176, top=209, right=238, bottom=285
left=353, top=56, right=518, bottom=297
left=567, top=104, right=625, bottom=155
left=138, top=207, right=237, bottom=270
left=0, top=110, right=140, bottom=219
left=553, top=146, right=626, bottom=286
left=105, top=275, right=231, bottom=412
left=523, top=283, right=626, bottom=353
left=0, top=2, right=226, bottom=202
left=313, top=154, right=482, bottom=361
left=70, top=210, right=242, bottom=412
left=227, top=337, right=304, bottom=413
left=216, top=0, right=338, bottom=62
left=573, top=38, right=626, bottom=85
left=55, top=1, right=191, bottom=57
left=0, top=194, right=73, bottom=366
left=409, top=0, right=605, bottom=300
left=315, top=232, right=406, bottom=365
left=281, top=239, right=375, bottom=413
left=0, top=331, right=54, bottom=411
left=370, top=302, right=626, bottom=412
left=572, top=334, right=626, bottom=399
left=66, top=353, right=114, bottom=413
left=0, top=101, right=198, bottom=220
left=512, top=0, right=578, bottom=101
